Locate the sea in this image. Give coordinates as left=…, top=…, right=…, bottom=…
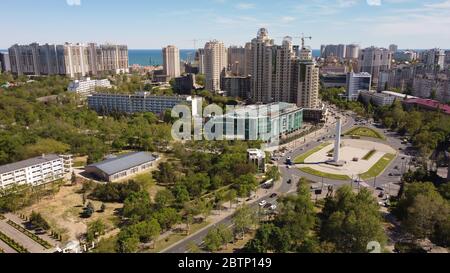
left=128, top=49, right=322, bottom=66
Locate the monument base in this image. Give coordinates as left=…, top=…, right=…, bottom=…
left=325, top=160, right=346, bottom=167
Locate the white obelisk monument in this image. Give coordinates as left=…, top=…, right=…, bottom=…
left=334, top=117, right=342, bottom=163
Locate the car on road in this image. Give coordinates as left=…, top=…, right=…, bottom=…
left=259, top=200, right=267, bottom=207
left=270, top=193, right=278, bottom=198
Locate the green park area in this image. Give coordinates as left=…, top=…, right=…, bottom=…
left=294, top=142, right=331, bottom=164
left=345, top=127, right=385, bottom=140
left=298, top=167, right=351, bottom=181
left=360, top=154, right=396, bottom=180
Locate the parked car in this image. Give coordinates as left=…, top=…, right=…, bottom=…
left=259, top=200, right=267, bottom=207
left=270, top=193, right=278, bottom=198
left=269, top=205, right=277, bottom=211
left=264, top=203, right=272, bottom=209
left=287, top=179, right=292, bottom=184
left=35, top=228, right=46, bottom=235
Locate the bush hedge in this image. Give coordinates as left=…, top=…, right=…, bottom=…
left=7, top=220, right=52, bottom=249
left=0, top=231, right=29, bottom=253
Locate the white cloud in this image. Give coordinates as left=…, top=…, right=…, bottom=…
left=367, top=0, right=382, bottom=6
left=235, top=3, right=255, bottom=10
left=280, top=16, right=296, bottom=23
left=66, top=0, right=81, bottom=6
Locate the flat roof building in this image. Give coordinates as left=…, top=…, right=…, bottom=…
left=68, top=78, right=112, bottom=97
left=85, top=152, right=158, bottom=182
left=0, top=154, right=72, bottom=189
left=209, top=102, right=303, bottom=143
left=88, top=92, right=201, bottom=115
left=346, top=72, right=372, bottom=101
left=360, top=90, right=396, bottom=107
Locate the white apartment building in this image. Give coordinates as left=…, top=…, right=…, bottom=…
left=68, top=77, right=112, bottom=96
left=204, top=40, right=227, bottom=92
left=88, top=92, right=202, bottom=115
left=0, top=154, right=72, bottom=189
left=162, top=45, right=181, bottom=79
left=8, top=43, right=128, bottom=78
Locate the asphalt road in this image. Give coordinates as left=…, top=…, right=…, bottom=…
left=162, top=193, right=280, bottom=253
left=162, top=105, right=412, bottom=253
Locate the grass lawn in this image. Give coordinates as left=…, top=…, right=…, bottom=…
left=360, top=153, right=396, bottom=180
left=145, top=221, right=210, bottom=253
left=299, top=167, right=351, bottom=180
left=362, top=149, right=377, bottom=160
left=345, top=127, right=385, bottom=140
left=294, top=142, right=331, bottom=164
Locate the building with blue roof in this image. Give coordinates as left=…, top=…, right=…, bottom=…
left=85, top=152, right=158, bottom=182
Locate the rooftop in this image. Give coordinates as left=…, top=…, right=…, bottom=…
left=403, top=98, right=450, bottom=115
left=88, top=152, right=157, bottom=176
left=0, top=154, right=61, bottom=175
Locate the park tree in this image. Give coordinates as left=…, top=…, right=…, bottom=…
left=116, top=229, right=140, bottom=253
left=123, top=191, right=153, bottom=222
left=86, top=219, right=106, bottom=243
left=29, top=211, right=50, bottom=230
left=233, top=204, right=258, bottom=239
left=154, top=189, right=175, bottom=209
left=133, top=219, right=161, bottom=245
left=320, top=186, right=387, bottom=253
left=154, top=207, right=181, bottom=231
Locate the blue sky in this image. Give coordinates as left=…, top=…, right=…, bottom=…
left=1, top=0, right=450, bottom=49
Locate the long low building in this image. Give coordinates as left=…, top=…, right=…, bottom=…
left=360, top=90, right=396, bottom=107
left=402, top=98, right=450, bottom=115
left=0, top=154, right=72, bottom=189
left=85, top=152, right=158, bottom=182
left=68, top=77, right=112, bottom=96
left=87, top=92, right=202, bottom=115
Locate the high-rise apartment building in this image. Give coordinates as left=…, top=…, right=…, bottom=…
left=296, top=46, right=320, bottom=108
left=273, top=37, right=296, bottom=103
left=389, top=44, right=398, bottom=53
left=358, top=47, right=392, bottom=82
left=162, top=45, right=181, bottom=79
left=320, top=44, right=346, bottom=59
left=196, top=49, right=205, bottom=75
left=8, top=42, right=128, bottom=78
left=345, top=44, right=360, bottom=60
left=227, top=46, right=246, bottom=76
left=0, top=52, right=11, bottom=73
left=204, top=40, right=227, bottom=92
left=421, top=48, right=445, bottom=72
left=250, top=28, right=275, bottom=103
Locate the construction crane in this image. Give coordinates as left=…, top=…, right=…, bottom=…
left=275, top=33, right=312, bottom=48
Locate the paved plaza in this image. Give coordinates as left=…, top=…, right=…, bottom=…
left=299, top=139, right=396, bottom=177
